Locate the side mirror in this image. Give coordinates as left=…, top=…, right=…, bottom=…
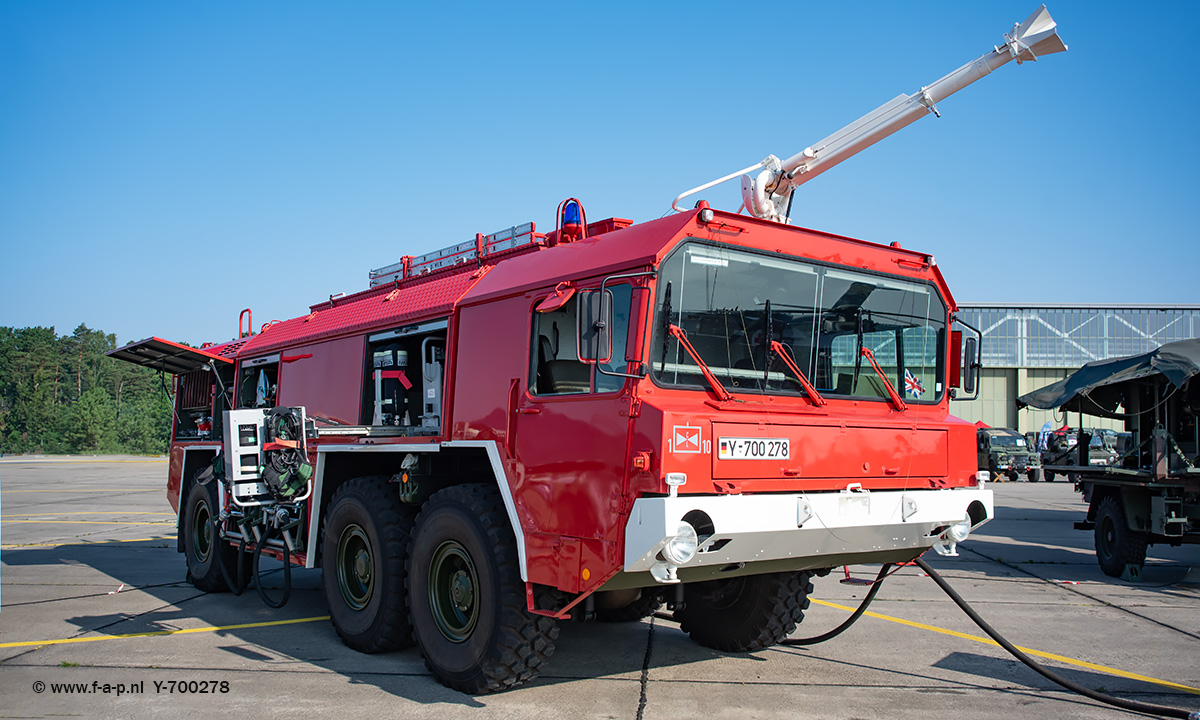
left=577, top=290, right=612, bottom=364
left=949, top=330, right=963, bottom=387
left=626, top=287, right=650, bottom=366
left=963, top=336, right=979, bottom=395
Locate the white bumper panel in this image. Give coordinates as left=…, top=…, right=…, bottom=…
left=624, top=487, right=993, bottom=572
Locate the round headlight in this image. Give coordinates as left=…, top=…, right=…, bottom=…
left=662, top=522, right=699, bottom=565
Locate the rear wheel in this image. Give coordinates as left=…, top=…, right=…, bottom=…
left=1094, top=495, right=1148, bottom=579
left=674, top=571, right=813, bottom=652
left=182, top=480, right=236, bottom=592
left=322, top=476, right=414, bottom=653
left=408, top=484, right=558, bottom=694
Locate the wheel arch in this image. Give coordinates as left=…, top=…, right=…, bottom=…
left=1086, top=484, right=1151, bottom=533
left=308, top=441, right=527, bottom=579
left=177, top=447, right=219, bottom=553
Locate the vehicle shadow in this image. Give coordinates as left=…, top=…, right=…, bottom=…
left=0, top=541, right=705, bottom=706
left=931, top=650, right=1196, bottom=706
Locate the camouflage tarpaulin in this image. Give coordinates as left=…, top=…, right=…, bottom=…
left=1016, top=338, right=1200, bottom=417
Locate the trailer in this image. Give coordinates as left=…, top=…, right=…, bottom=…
left=109, top=7, right=1067, bottom=693
left=1018, top=338, right=1200, bottom=581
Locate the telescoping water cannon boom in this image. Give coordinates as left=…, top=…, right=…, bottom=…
left=672, top=5, right=1067, bottom=222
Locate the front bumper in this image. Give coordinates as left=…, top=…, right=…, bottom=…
left=624, top=487, right=993, bottom=580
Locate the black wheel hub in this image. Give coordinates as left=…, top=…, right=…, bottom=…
left=429, top=540, right=479, bottom=643
left=336, top=524, right=373, bottom=611
left=190, top=498, right=212, bottom=563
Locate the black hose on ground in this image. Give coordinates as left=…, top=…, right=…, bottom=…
left=253, top=524, right=291, bottom=609
left=782, top=564, right=893, bottom=646
left=914, top=556, right=1198, bottom=719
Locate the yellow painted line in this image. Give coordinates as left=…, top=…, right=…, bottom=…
left=810, top=597, right=1200, bottom=695
left=0, top=616, right=330, bottom=649
left=3, top=512, right=175, bottom=518
left=2, top=536, right=174, bottom=549
left=0, top=458, right=165, bottom=464
left=4, top=520, right=174, bottom=526
left=0, top=489, right=160, bottom=493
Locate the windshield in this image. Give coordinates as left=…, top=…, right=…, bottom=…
left=988, top=433, right=1026, bottom=448
left=651, top=241, right=947, bottom=402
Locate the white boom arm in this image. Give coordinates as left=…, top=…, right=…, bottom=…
left=672, top=5, right=1067, bottom=222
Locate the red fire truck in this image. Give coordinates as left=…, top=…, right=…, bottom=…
left=110, top=7, right=1065, bottom=694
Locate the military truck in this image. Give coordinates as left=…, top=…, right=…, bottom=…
left=978, top=427, right=1042, bottom=482
left=1018, top=339, right=1200, bottom=580
left=1039, top=427, right=1117, bottom=481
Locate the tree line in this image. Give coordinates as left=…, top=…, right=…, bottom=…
left=0, top=324, right=173, bottom=455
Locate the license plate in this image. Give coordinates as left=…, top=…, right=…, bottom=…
left=718, top=437, right=790, bottom=460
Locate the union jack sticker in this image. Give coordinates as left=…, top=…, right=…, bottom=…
left=903, top=369, right=925, bottom=399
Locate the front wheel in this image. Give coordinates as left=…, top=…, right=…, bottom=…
left=322, top=476, right=414, bottom=653
left=408, top=484, right=558, bottom=694
left=674, top=571, right=813, bottom=652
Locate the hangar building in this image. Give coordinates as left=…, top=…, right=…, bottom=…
left=949, top=304, right=1200, bottom=434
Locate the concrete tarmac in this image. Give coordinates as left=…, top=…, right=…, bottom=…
left=1, top=457, right=1198, bottom=719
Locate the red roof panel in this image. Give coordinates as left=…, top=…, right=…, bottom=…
left=236, top=266, right=489, bottom=358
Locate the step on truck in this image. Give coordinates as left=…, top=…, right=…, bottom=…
left=109, top=7, right=1066, bottom=693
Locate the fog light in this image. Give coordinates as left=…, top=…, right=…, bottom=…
left=662, top=522, right=699, bottom=565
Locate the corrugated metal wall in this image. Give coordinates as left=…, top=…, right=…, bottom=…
left=951, top=367, right=1124, bottom=433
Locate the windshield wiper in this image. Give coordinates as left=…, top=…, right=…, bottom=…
left=769, top=341, right=826, bottom=407
left=668, top=324, right=733, bottom=402
left=659, top=281, right=673, bottom=374
left=763, top=299, right=773, bottom=390
left=859, top=347, right=907, bottom=411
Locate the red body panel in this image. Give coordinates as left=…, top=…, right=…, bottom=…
left=168, top=444, right=185, bottom=513
left=275, top=335, right=366, bottom=427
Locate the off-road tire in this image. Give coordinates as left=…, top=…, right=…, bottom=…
left=407, top=484, right=558, bottom=694
left=674, top=571, right=813, bottom=652
left=182, top=480, right=235, bottom=592
left=1006, top=470, right=1020, bottom=482
left=322, top=476, right=415, bottom=653
left=1094, top=495, right=1148, bottom=578
left=1044, top=470, right=1055, bottom=482
left=596, top=591, right=663, bottom=623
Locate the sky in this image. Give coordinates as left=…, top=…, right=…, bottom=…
left=2, top=1, right=1197, bottom=348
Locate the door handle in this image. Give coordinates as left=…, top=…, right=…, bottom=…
left=516, top=407, right=542, bottom=415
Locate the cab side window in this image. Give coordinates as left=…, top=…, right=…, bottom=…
left=595, top=284, right=632, bottom=393
left=532, top=295, right=590, bottom=395
left=530, top=284, right=634, bottom=396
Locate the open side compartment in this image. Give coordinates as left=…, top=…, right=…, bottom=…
left=361, top=319, right=449, bottom=435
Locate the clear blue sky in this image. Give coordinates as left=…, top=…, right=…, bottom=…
left=2, top=1, right=1196, bottom=348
